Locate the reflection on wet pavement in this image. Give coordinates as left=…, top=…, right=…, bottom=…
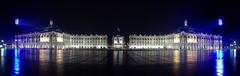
left=0, top=48, right=239, bottom=76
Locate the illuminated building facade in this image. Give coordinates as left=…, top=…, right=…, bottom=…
left=15, top=31, right=69, bottom=48
left=15, top=32, right=108, bottom=49
left=70, top=34, right=108, bottom=48
left=128, top=20, right=222, bottom=50
left=14, top=20, right=108, bottom=49
left=15, top=32, right=222, bottom=49
left=14, top=20, right=222, bottom=50
left=129, top=32, right=222, bottom=50
left=112, top=35, right=124, bottom=48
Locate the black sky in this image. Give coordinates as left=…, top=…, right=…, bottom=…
left=0, top=0, right=240, bottom=40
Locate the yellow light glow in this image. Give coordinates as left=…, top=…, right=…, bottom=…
left=174, top=34, right=180, bottom=43
left=56, top=50, right=63, bottom=63
left=187, top=34, right=197, bottom=43
left=187, top=51, right=194, bottom=62
left=187, top=38, right=197, bottom=43
left=174, top=38, right=180, bottom=43
left=40, top=37, right=49, bottom=42
left=39, top=49, right=48, bottom=62
left=57, top=37, right=63, bottom=42
left=173, top=50, right=180, bottom=63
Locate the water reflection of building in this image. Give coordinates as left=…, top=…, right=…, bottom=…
left=113, top=50, right=121, bottom=65
left=13, top=49, right=20, bottom=75
left=56, top=49, right=64, bottom=76
left=0, top=48, right=5, bottom=72
left=128, top=49, right=215, bottom=65
left=173, top=50, right=180, bottom=63
left=61, top=49, right=107, bottom=64
left=173, top=50, right=180, bottom=76
left=216, top=50, right=224, bottom=76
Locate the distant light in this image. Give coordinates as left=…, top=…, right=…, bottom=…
left=218, top=18, right=223, bottom=26
left=184, top=19, right=188, bottom=26
left=50, top=20, right=53, bottom=26
left=15, top=18, right=19, bottom=25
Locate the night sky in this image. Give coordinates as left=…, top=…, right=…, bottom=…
left=0, top=0, right=239, bottom=40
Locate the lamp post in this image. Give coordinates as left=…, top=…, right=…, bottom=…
left=218, top=17, right=223, bottom=50
left=15, top=18, right=18, bottom=48
left=14, top=18, right=21, bottom=48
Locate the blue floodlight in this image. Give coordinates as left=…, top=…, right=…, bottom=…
left=218, top=18, right=223, bottom=26
left=15, top=18, right=19, bottom=25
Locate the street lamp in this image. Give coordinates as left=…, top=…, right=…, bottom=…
left=217, top=17, right=223, bottom=50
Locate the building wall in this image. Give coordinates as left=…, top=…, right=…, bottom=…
left=15, top=32, right=108, bottom=49
left=128, top=32, right=222, bottom=50
left=14, top=31, right=222, bottom=50
left=129, top=34, right=166, bottom=49
left=70, top=34, right=108, bottom=48
left=113, top=36, right=124, bottom=48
